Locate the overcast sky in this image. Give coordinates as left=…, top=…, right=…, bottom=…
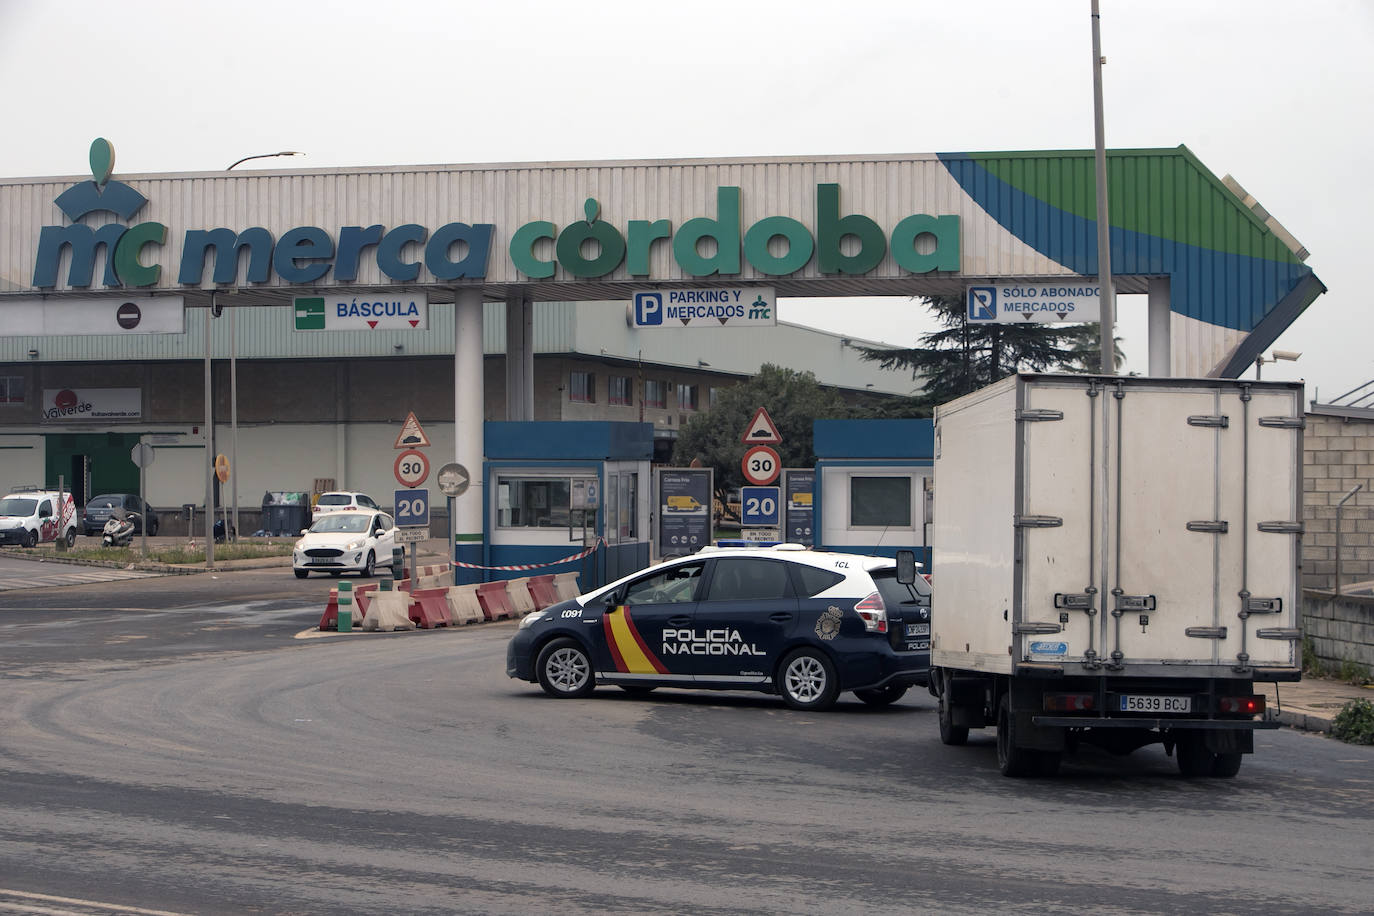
left=2, top=0, right=1369, bottom=402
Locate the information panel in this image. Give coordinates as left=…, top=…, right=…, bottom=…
left=783, top=469, right=815, bottom=547
left=655, top=468, right=713, bottom=560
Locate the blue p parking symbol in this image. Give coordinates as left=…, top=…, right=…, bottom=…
left=968, top=287, right=996, bottom=321
left=634, top=292, right=664, bottom=326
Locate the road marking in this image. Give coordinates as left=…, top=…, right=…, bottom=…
left=0, top=568, right=165, bottom=592
left=0, top=888, right=191, bottom=915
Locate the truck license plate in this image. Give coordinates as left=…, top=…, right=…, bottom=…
left=906, top=623, right=930, bottom=637
left=1119, top=695, right=1191, bottom=713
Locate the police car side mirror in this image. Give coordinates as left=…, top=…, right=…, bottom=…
left=895, top=549, right=917, bottom=585
left=603, top=592, right=620, bottom=611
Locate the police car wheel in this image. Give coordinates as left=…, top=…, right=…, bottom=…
left=536, top=638, right=595, bottom=698
left=854, top=684, right=908, bottom=707
left=779, top=648, right=839, bottom=710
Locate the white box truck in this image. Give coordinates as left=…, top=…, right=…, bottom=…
left=929, top=374, right=1302, bottom=777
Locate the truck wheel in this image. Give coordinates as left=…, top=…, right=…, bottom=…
left=1175, top=733, right=1214, bottom=778
left=778, top=648, right=839, bottom=710
left=1211, top=752, right=1243, bottom=778
left=536, top=638, right=595, bottom=698
left=854, top=684, right=908, bottom=707
left=938, top=694, right=969, bottom=746
left=996, top=694, right=1037, bottom=777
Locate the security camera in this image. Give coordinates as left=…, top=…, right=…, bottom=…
left=1271, top=349, right=1302, bottom=361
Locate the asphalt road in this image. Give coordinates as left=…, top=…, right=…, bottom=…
left=0, top=567, right=1371, bottom=914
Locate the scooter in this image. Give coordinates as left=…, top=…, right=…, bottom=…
left=101, top=515, right=135, bottom=548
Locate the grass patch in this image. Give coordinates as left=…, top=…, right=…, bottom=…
left=22, top=541, right=294, bottom=566
left=1331, top=699, right=1374, bottom=745
left=1302, top=636, right=1372, bottom=686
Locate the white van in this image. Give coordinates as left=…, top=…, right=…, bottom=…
left=0, top=488, right=78, bottom=548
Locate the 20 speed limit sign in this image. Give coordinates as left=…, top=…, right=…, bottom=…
left=394, top=449, right=430, bottom=488
left=741, top=445, right=781, bottom=486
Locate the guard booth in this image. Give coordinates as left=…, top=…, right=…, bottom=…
left=813, top=419, right=934, bottom=569
left=482, top=421, right=652, bottom=589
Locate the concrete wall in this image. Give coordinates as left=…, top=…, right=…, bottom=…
left=1303, top=413, right=1374, bottom=591
left=1303, top=591, right=1374, bottom=670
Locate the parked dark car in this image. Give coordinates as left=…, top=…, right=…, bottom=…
left=83, top=494, right=158, bottom=536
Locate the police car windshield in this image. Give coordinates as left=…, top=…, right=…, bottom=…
left=0, top=498, right=37, bottom=515
left=312, top=514, right=369, bottom=533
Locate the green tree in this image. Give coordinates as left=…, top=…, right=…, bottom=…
left=671, top=364, right=848, bottom=511
left=856, top=295, right=1123, bottom=412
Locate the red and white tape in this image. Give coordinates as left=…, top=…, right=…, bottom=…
left=451, top=538, right=603, bottom=571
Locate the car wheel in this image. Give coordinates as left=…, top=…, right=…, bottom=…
left=854, top=684, right=908, bottom=707
left=362, top=551, right=375, bottom=577
left=64, top=529, right=76, bottom=548
left=996, top=694, right=1037, bottom=777
left=938, top=692, right=970, bottom=746
left=778, top=648, right=839, bottom=711
left=294, top=569, right=309, bottom=579
left=22, top=529, right=37, bottom=548
left=536, top=638, right=595, bottom=698
left=149, top=517, right=159, bottom=536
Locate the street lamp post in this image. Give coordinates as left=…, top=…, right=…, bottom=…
left=221, top=151, right=303, bottom=543
left=1254, top=349, right=1302, bottom=379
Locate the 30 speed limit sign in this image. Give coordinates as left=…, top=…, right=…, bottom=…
left=394, top=449, right=430, bottom=488
left=741, top=445, right=781, bottom=486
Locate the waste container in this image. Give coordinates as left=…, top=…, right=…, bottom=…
left=261, top=491, right=310, bottom=536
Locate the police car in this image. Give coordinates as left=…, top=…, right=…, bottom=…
left=506, top=544, right=930, bottom=710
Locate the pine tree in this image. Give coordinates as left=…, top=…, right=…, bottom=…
left=855, top=295, right=1123, bottom=413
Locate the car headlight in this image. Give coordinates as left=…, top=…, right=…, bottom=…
left=519, top=610, right=549, bottom=630
left=345, top=538, right=366, bottom=551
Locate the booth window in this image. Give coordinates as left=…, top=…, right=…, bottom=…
left=677, top=384, right=699, bottom=410
left=609, top=375, right=633, bottom=406
left=497, top=476, right=598, bottom=529
left=569, top=371, right=595, bottom=403
left=0, top=376, right=24, bottom=404
left=644, top=379, right=668, bottom=409
left=850, top=476, right=912, bottom=528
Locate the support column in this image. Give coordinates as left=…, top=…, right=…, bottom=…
left=1147, top=277, right=1171, bottom=377
left=504, top=294, right=534, bottom=421
left=454, top=289, right=485, bottom=583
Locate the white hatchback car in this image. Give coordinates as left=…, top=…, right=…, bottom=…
left=293, top=509, right=399, bottom=579
left=312, top=491, right=380, bottom=521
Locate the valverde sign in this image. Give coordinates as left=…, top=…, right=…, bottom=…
left=32, top=140, right=959, bottom=290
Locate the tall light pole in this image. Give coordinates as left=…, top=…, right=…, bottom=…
left=1090, top=0, right=1115, bottom=375
left=222, top=151, right=303, bottom=542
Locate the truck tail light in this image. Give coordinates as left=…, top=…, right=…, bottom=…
left=1218, top=695, right=1265, bottom=715
left=854, top=592, right=887, bottom=633
left=1044, top=693, right=1096, bottom=712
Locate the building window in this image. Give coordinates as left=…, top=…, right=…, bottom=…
left=677, top=384, right=699, bottom=410
left=609, top=375, right=633, bottom=406
left=709, top=386, right=719, bottom=409
left=569, top=371, right=595, bottom=403
left=0, top=376, right=24, bottom=404
left=644, top=379, right=668, bottom=409
left=496, top=475, right=597, bottom=529
left=850, top=476, right=912, bottom=528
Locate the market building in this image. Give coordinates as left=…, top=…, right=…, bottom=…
left=0, top=143, right=1325, bottom=572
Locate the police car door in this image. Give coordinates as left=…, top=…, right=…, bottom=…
left=596, top=559, right=706, bottom=687
left=690, top=557, right=798, bottom=687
